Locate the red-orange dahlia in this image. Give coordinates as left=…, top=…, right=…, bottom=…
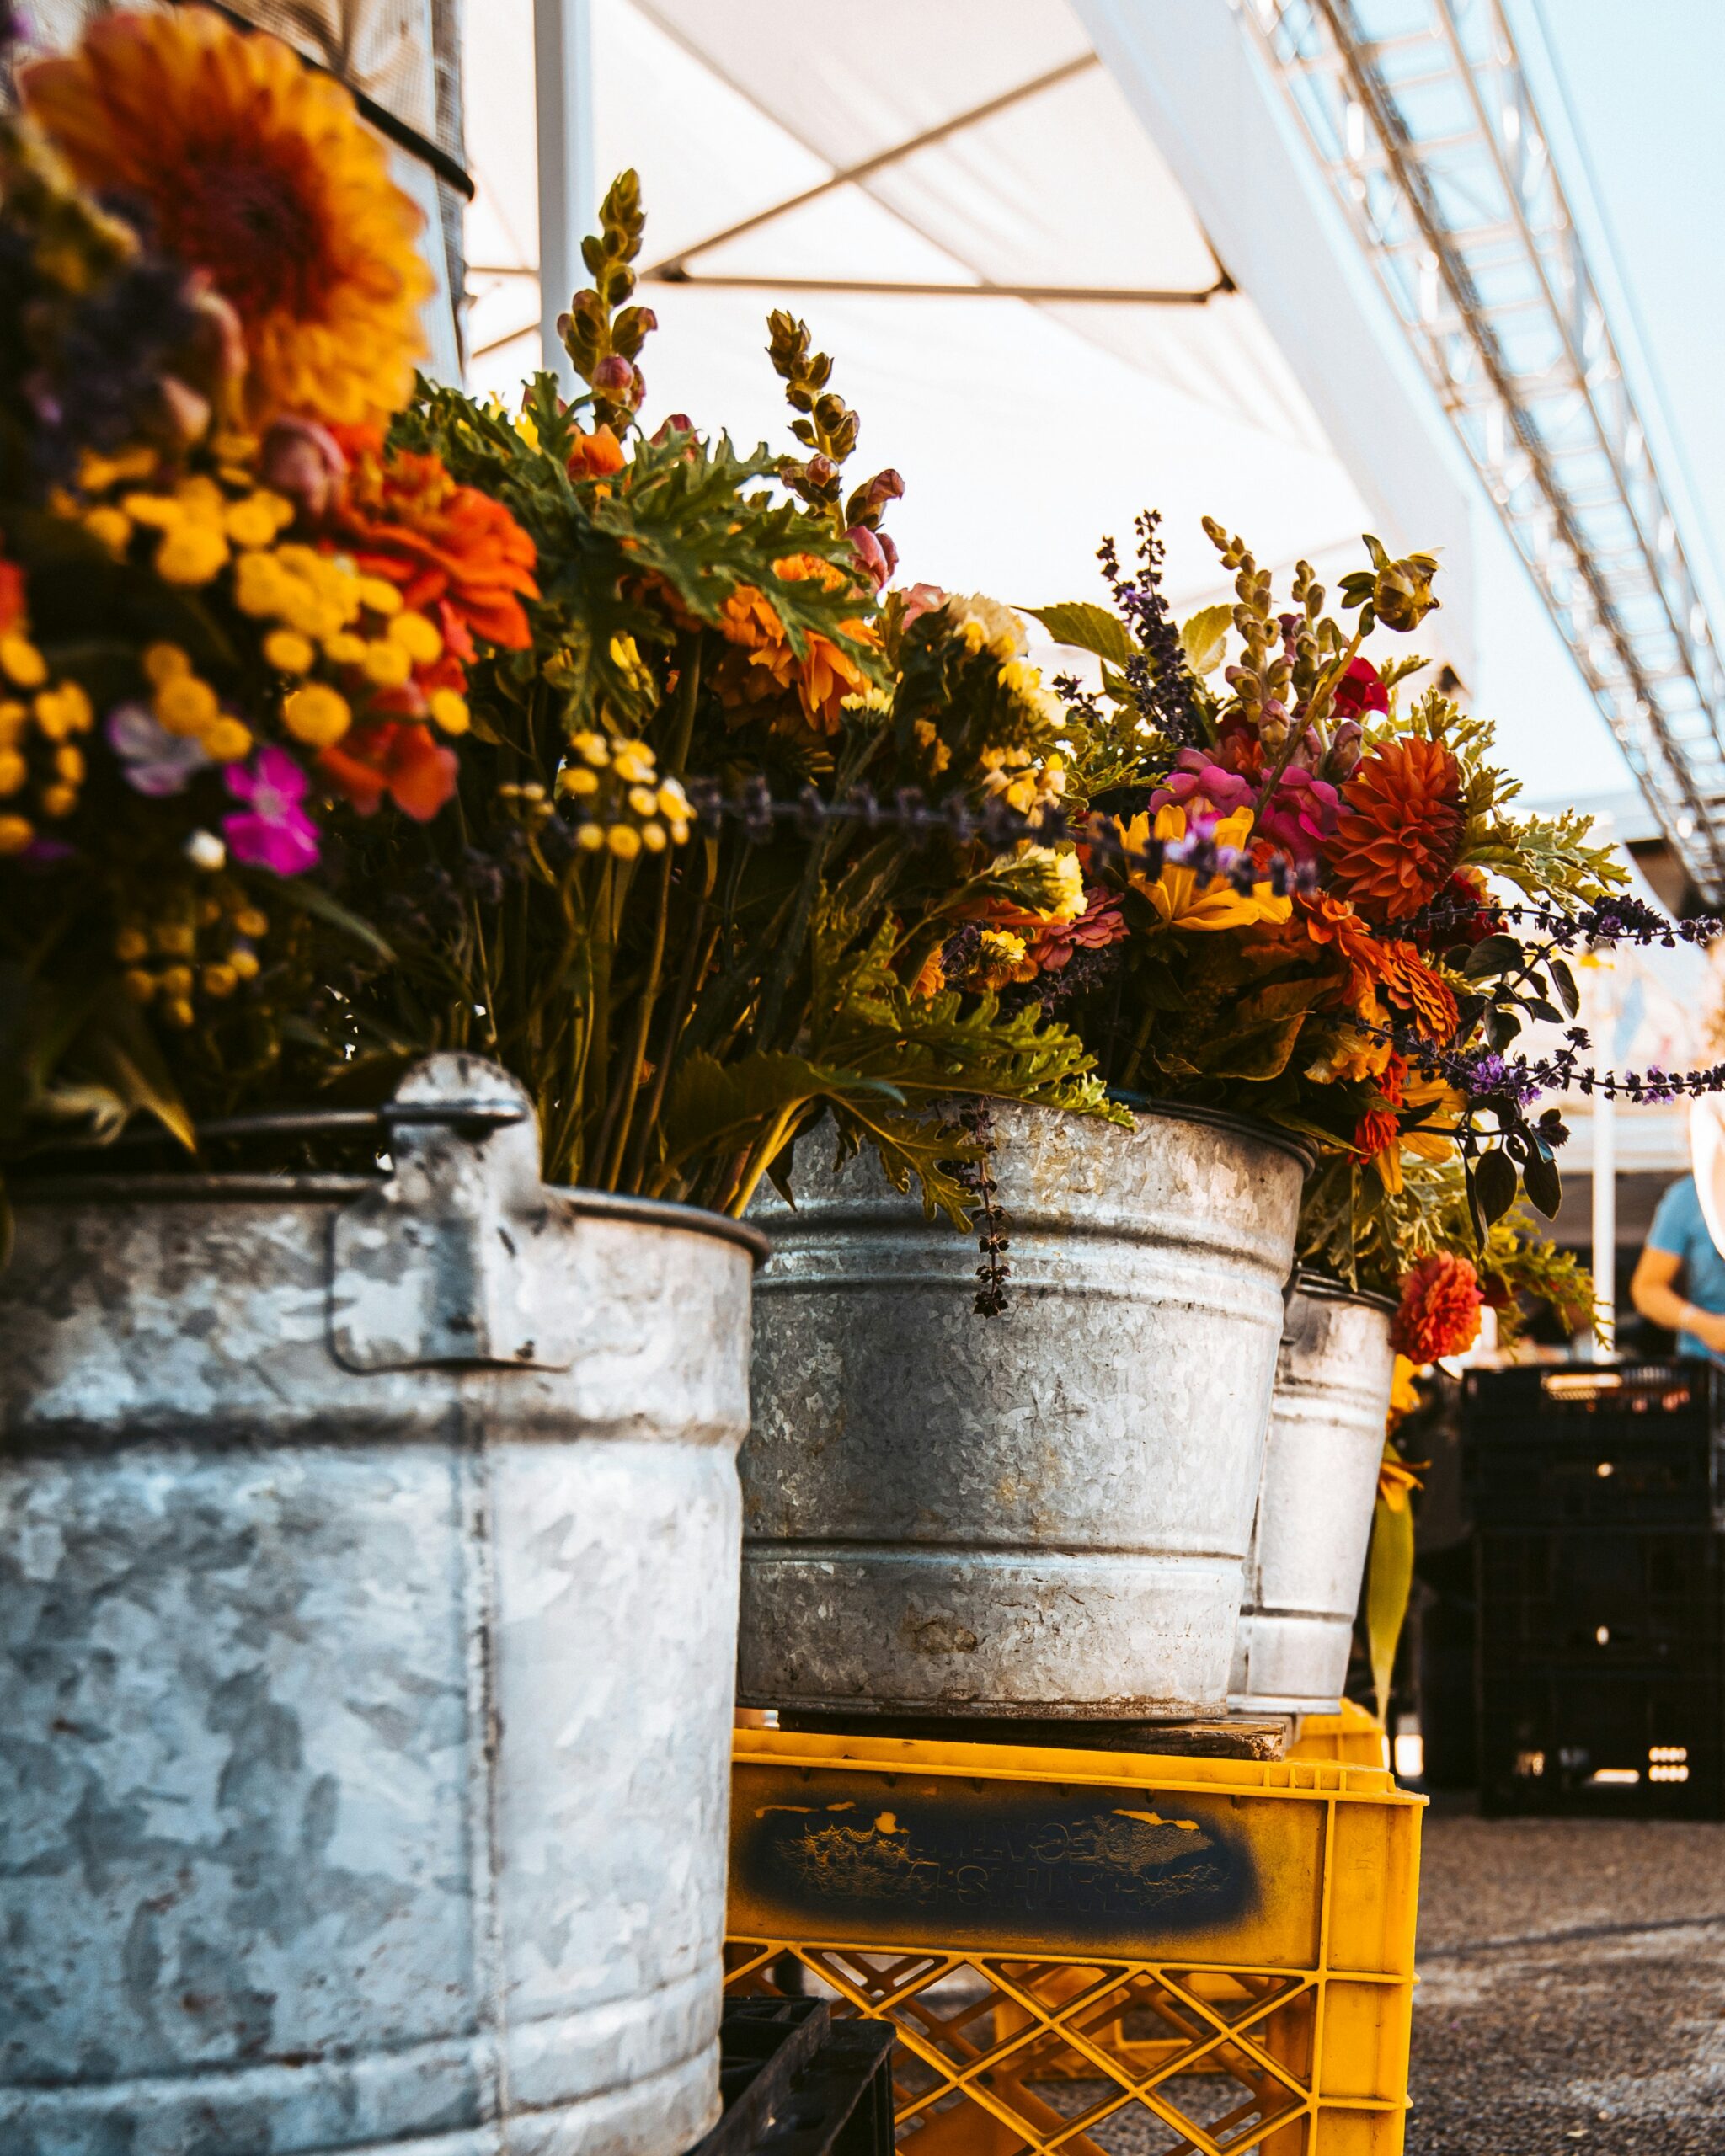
left=333, top=430, right=538, bottom=654
left=1391, top=1252, right=1483, bottom=1363
left=1327, top=737, right=1463, bottom=922
left=319, top=718, right=457, bottom=821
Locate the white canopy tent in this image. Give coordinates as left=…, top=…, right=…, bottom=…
left=462, top=0, right=1496, bottom=662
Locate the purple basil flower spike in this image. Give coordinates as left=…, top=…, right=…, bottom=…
left=107, top=702, right=212, bottom=797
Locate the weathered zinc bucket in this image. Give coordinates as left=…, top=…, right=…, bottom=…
left=740, top=1101, right=1306, bottom=1721
left=1229, top=1271, right=1399, bottom=1716
left=0, top=1054, right=761, bottom=2156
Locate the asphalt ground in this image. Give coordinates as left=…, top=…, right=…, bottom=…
left=1408, top=1802, right=1725, bottom=2153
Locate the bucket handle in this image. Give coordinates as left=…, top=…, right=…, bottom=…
left=329, top=1053, right=580, bottom=1372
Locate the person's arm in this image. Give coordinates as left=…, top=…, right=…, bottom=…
left=1631, top=1246, right=1725, bottom=1353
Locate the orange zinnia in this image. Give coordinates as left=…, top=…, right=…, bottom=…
left=22, top=9, right=431, bottom=429
left=334, top=430, right=539, bottom=653
left=1391, top=1252, right=1483, bottom=1364
left=1326, top=737, right=1463, bottom=922
left=1379, top=939, right=1459, bottom=1044
left=717, top=554, right=876, bottom=734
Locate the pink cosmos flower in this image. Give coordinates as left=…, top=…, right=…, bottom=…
left=222, top=745, right=320, bottom=875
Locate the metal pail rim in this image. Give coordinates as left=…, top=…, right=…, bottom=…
left=7, top=1168, right=772, bottom=1263
left=1105, top=1091, right=1316, bottom=1175
left=1290, top=1266, right=1399, bottom=1315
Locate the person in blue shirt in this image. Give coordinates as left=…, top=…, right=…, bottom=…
left=1631, top=1174, right=1725, bottom=1363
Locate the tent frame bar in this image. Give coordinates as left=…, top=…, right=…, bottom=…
left=644, top=53, right=1104, bottom=281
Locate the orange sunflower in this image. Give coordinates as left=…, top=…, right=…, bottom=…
left=1326, top=736, right=1463, bottom=922
left=21, top=9, right=431, bottom=428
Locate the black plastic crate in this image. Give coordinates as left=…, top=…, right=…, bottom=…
left=1475, top=1526, right=1725, bottom=1669
left=690, top=1998, right=895, bottom=2156
left=1464, top=1361, right=1722, bottom=1528
left=1478, top=1666, right=1725, bottom=1817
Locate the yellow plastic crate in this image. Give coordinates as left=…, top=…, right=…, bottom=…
left=725, top=1726, right=1423, bottom=2156
left=1290, top=1702, right=1390, bottom=1770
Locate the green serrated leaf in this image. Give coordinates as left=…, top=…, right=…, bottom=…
left=1179, top=603, right=1233, bottom=678
left=1023, top=600, right=1135, bottom=670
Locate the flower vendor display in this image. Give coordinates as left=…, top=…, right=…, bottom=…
left=0, top=25, right=1076, bottom=2156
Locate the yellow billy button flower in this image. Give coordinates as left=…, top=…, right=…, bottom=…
left=83, top=505, right=132, bottom=555
left=228, top=947, right=260, bottom=982
left=628, top=785, right=658, bottom=819
left=640, top=821, right=668, bottom=852
left=0, top=699, right=22, bottom=743
left=607, top=825, right=642, bottom=861
left=0, top=812, right=33, bottom=852
left=263, top=628, right=314, bottom=674
left=234, top=907, right=269, bottom=938
left=122, top=969, right=156, bottom=1003
left=387, top=610, right=442, bottom=664
left=155, top=675, right=220, bottom=737
left=427, top=689, right=469, bottom=735
left=0, top=635, right=47, bottom=687
left=54, top=744, right=85, bottom=784
left=224, top=495, right=286, bottom=549
left=612, top=742, right=655, bottom=784
left=571, top=731, right=610, bottom=767
left=40, top=782, right=77, bottom=818
left=575, top=820, right=606, bottom=852
left=657, top=779, right=691, bottom=820
left=557, top=765, right=598, bottom=797
left=143, top=642, right=191, bottom=686
left=0, top=749, right=24, bottom=793
left=201, top=963, right=238, bottom=998
left=360, top=639, right=412, bottom=688
left=323, top=631, right=369, bottom=666
left=233, top=551, right=292, bottom=617
left=202, top=718, right=254, bottom=763
left=155, top=522, right=229, bottom=586
left=355, top=576, right=402, bottom=616
left=33, top=683, right=93, bottom=739
left=282, top=683, right=352, bottom=747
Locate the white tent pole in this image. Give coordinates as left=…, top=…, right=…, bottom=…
left=533, top=0, right=594, bottom=392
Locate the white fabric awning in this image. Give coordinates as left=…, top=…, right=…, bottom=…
left=461, top=0, right=1472, bottom=637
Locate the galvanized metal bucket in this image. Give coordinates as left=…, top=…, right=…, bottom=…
left=740, top=1102, right=1307, bottom=1721
left=0, top=1054, right=761, bottom=2156
left=1229, top=1271, right=1399, bottom=1716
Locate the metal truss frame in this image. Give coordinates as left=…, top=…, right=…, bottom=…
left=1247, top=0, right=1725, bottom=899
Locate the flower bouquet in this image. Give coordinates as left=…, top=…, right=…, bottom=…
left=0, top=53, right=1109, bottom=1231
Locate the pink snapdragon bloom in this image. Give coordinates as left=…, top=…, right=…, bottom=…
left=222, top=746, right=320, bottom=875
left=1149, top=758, right=1255, bottom=819
left=897, top=581, right=946, bottom=630
left=1255, top=765, right=1340, bottom=864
